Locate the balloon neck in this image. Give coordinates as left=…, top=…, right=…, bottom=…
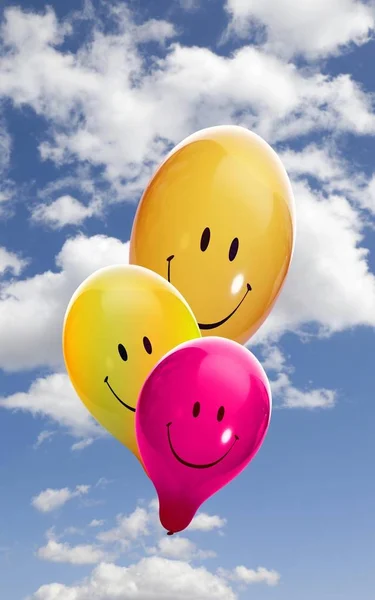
left=159, top=493, right=197, bottom=535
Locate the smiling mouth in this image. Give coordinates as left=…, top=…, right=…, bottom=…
left=166, top=422, right=239, bottom=469
left=166, top=255, right=252, bottom=330
left=104, top=376, right=136, bottom=413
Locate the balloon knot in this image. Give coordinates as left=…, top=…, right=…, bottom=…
left=167, top=531, right=174, bottom=536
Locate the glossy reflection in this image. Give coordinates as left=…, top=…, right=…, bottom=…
left=63, top=265, right=201, bottom=466
left=136, top=337, right=272, bottom=534
left=130, top=125, right=295, bottom=345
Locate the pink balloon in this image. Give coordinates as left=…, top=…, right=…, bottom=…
left=136, top=337, right=272, bottom=534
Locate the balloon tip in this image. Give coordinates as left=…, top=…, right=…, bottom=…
left=167, top=531, right=174, bottom=536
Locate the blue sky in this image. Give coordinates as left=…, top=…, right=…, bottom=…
left=0, top=0, right=374, bottom=598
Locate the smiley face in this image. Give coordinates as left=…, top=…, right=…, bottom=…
left=103, top=336, right=153, bottom=412
left=135, top=336, right=271, bottom=534
left=130, top=125, right=295, bottom=345
left=63, top=265, right=201, bottom=462
left=166, top=402, right=239, bottom=469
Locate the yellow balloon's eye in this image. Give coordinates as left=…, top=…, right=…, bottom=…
left=143, top=336, right=152, bottom=354
left=118, top=343, right=128, bottom=361
left=228, top=238, right=239, bottom=262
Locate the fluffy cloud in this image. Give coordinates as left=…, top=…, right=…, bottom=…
left=97, top=500, right=227, bottom=549
left=31, top=557, right=237, bottom=600
left=251, top=179, right=375, bottom=343
left=33, top=430, right=55, bottom=449
left=31, top=484, right=90, bottom=513
left=147, top=536, right=216, bottom=561
left=188, top=513, right=227, bottom=532
left=31, top=498, right=277, bottom=598
left=0, top=373, right=102, bottom=439
left=32, top=195, right=101, bottom=228
left=0, top=234, right=129, bottom=371
left=97, top=507, right=150, bottom=548
left=0, top=4, right=374, bottom=206
left=271, top=372, right=336, bottom=409
left=0, top=246, right=27, bottom=276
left=223, top=564, right=281, bottom=586
left=225, top=0, right=374, bottom=59
left=37, top=538, right=108, bottom=565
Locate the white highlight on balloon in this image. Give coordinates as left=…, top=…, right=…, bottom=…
left=221, top=428, right=232, bottom=444
left=231, top=273, right=244, bottom=295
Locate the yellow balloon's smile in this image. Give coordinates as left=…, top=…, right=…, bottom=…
left=104, top=375, right=135, bottom=412
left=130, top=125, right=295, bottom=345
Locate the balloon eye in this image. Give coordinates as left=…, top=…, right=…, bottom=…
left=143, top=336, right=152, bottom=354
left=217, top=406, right=225, bottom=422
left=229, top=238, right=239, bottom=261
left=200, top=228, right=210, bottom=252
left=192, top=402, right=201, bottom=417
left=118, top=343, right=128, bottom=361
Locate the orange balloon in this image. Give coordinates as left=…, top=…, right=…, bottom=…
left=130, top=126, right=295, bottom=345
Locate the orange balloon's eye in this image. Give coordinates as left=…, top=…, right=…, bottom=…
left=200, top=228, right=210, bottom=252
left=228, top=238, right=239, bottom=262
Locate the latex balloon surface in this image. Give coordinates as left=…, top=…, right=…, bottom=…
left=130, top=125, right=295, bottom=345
left=63, top=265, right=201, bottom=464
left=136, top=337, right=271, bottom=534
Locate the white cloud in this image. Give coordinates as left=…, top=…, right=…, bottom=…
left=97, top=501, right=227, bottom=555
left=225, top=564, right=281, bottom=586
left=251, top=179, right=375, bottom=343
left=71, top=438, right=95, bottom=451
left=0, top=373, right=102, bottom=439
left=0, top=234, right=129, bottom=371
left=37, top=538, right=108, bottom=565
left=31, top=557, right=237, bottom=600
left=258, top=345, right=336, bottom=409
left=89, top=519, right=105, bottom=528
left=189, top=514, right=227, bottom=532
left=147, top=536, right=216, bottom=561
left=32, top=195, right=101, bottom=228
left=31, top=484, right=90, bottom=513
left=225, top=0, right=374, bottom=59
left=271, top=372, right=336, bottom=409
left=33, top=430, right=55, bottom=449
left=97, top=507, right=150, bottom=547
left=0, top=124, right=11, bottom=173
left=0, top=246, right=27, bottom=276
left=0, top=4, right=374, bottom=210
left=30, top=498, right=278, bottom=598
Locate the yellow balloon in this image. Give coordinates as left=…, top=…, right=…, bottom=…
left=130, top=125, right=295, bottom=345
left=62, top=265, right=201, bottom=465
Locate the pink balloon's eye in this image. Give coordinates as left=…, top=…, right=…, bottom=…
left=192, top=402, right=201, bottom=417
left=217, top=406, right=225, bottom=421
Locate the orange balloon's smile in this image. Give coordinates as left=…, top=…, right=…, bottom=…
left=166, top=254, right=252, bottom=330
